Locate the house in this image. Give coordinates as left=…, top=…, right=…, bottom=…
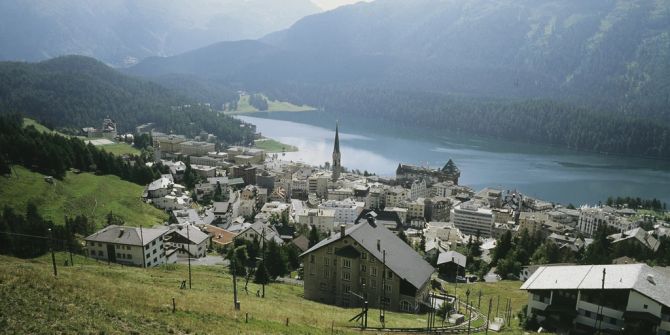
left=452, top=201, right=495, bottom=238
left=437, top=251, right=466, bottom=281
left=85, top=225, right=168, bottom=267
left=164, top=225, right=210, bottom=258
left=290, top=235, right=310, bottom=253
left=203, top=224, right=237, bottom=248
left=521, top=264, right=670, bottom=334
left=296, top=208, right=336, bottom=233
left=354, top=209, right=403, bottom=231
left=608, top=228, right=661, bottom=252
left=300, top=216, right=435, bottom=312
left=234, top=223, right=284, bottom=246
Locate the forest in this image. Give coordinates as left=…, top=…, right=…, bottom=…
left=0, top=56, right=254, bottom=145
left=263, top=85, right=670, bottom=160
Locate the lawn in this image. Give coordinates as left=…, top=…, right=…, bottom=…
left=225, top=93, right=316, bottom=114
left=1, top=254, right=427, bottom=334
left=253, top=138, right=298, bottom=153
left=98, top=142, right=141, bottom=156
left=0, top=166, right=167, bottom=227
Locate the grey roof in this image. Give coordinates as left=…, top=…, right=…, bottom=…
left=170, top=225, right=210, bottom=245
left=608, top=228, right=660, bottom=252
left=521, top=264, right=670, bottom=307
left=85, top=225, right=167, bottom=246
left=437, top=251, right=467, bottom=267
left=213, top=202, right=230, bottom=213
left=301, top=218, right=434, bottom=289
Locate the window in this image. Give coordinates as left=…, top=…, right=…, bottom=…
left=153, top=257, right=157, bottom=262
left=98, top=250, right=103, bottom=256
left=609, top=317, right=617, bottom=325
left=361, top=252, right=367, bottom=260
left=116, top=253, right=121, bottom=258
left=371, top=267, right=377, bottom=277
left=145, top=245, right=149, bottom=250
left=324, top=268, right=330, bottom=278
left=361, top=265, right=367, bottom=273
left=384, top=283, right=392, bottom=293
left=584, top=310, right=591, bottom=318
left=400, top=301, right=412, bottom=312
left=371, top=280, right=377, bottom=289
left=370, top=257, right=375, bottom=263
left=115, top=245, right=119, bottom=249
left=146, top=253, right=150, bottom=259
left=644, top=304, right=648, bottom=309
left=342, top=284, right=350, bottom=294
left=98, top=243, right=103, bottom=247
left=127, top=254, right=132, bottom=259
left=153, top=249, right=157, bottom=254
left=342, top=272, right=351, bottom=281
left=320, top=282, right=328, bottom=291
left=327, top=247, right=333, bottom=254
left=343, top=259, right=351, bottom=269
left=361, top=277, right=367, bottom=285
left=147, top=262, right=151, bottom=266
left=324, top=258, right=330, bottom=266
left=310, top=255, right=315, bottom=264
left=387, top=270, right=393, bottom=279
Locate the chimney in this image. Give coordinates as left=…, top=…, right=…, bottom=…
left=118, top=228, right=125, bottom=238
left=377, top=239, right=381, bottom=251
left=340, top=225, right=346, bottom=239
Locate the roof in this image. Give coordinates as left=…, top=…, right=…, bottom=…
left=608, top=228, right=660, bottom=252
left=301, top=216, right=434, bottom=289
left=85, top=225, right=167, bottom=246
left=291, top=235, right=310, bottom=252
left=169, top=225, right=210, bottom=245
left=437, top=251, right=466, bottom=267
left=203, top=225, right=236, bottom=246
left=521, top=264, right=670, bottom=307
left=147, top=177, right=172, bottom=191
left=213, top=202, right=229, bottom=213
left=354, top=209, right=403, bottom=230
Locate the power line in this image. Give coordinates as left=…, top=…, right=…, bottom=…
left=0, top=231, right=68, bottom=242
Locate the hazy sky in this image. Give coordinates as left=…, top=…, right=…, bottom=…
left=312, top=0, right=372, bottom=10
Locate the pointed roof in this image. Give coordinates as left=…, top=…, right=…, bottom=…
left=333, top=122, right=340, bottom=154
left=442, top=159, right=459, bottom=173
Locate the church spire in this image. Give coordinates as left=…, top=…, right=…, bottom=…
left=332, top=121, right=341, bottom=181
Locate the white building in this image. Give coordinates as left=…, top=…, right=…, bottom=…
left=521, top=264, right=670, bottom=334
left=318, top=198, right=365, bottom=225
left=85, top=225, right=168, bottom=267
left=164, top=225, right=210, bottom=259
left=453, top=201, right=494, bottom=237
left=408, top=179, right=428, bottom=201
left=578, top=206, right=634, bottom=237
left=296, top=208, right=336, bottom=233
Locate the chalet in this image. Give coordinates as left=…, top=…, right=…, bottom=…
left=300, top=216, right=434, bottom=312
left=521, top=264, right=670, bottom=334
left=85, top=225, right=168, bottom=267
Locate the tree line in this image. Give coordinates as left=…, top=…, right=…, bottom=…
left=0, top=203, right=92, bottom=259
left=606, top=196, right=667, bottom=212
left=0, top=114, right=165, bottom=185
left=262, top=84, right=670, bottom=160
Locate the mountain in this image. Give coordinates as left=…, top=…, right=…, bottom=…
left=0, top=0, right=321, bottom=66
left=0, top=56, right=254, bottom=144
left=129, top=0, right=670, bottom=117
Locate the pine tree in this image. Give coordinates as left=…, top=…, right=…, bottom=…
left=308, top=226, right=320, bottom=248
left=254, top=260, right=270, bottom=284
left=265, top=240, right=288, bottom=279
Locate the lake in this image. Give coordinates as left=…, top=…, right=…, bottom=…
left=237, top=112, right=670, bottom=206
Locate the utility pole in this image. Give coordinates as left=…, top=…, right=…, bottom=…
left=261, top=227, right=266, bottom=298
left=187, top=225, right=192, bottom=289
left=380, top=250, right=386, bottom=327
left=596, top=268, right=606, bottom=333
left=48, top=228, right=57, bottom=277
left=466, top=288, right=471, bottom=335
left=486, top=297, right=492, bottom=335
left=232, top=256, right=240, bottom=310
left=140, top=226, right=146, bottom=268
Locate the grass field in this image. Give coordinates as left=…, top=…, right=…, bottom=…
left=98, top=142, right=141, bottom=156
left=225, top=93, right=316, bottom=114
left=253, top=138, right=298, bottom=153
left=0, top=252, right=529, bottom=334
left=0, top=166, right=167, bottom=227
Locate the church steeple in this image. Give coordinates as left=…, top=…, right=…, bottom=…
left=332, top=121, right=341, bottom=181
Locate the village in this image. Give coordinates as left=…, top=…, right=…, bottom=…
left=79, top=122, right=670, bottom=334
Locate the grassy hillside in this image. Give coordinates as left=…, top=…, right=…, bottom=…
left=0, top=254, right=529, bottom=334
left=0, top=166, right=167, bottom=227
